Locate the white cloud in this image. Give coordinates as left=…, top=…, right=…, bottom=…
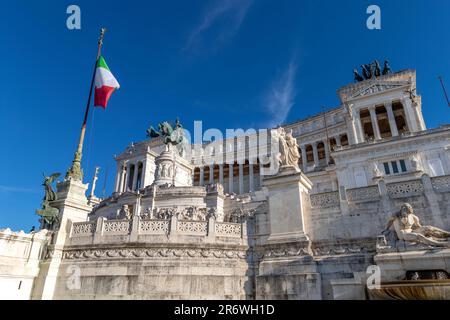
left=264, top=60, right=297, bottom=128
left=0, top=185, right=39, bottom=194
left=184, top=0, right=252, bottom=52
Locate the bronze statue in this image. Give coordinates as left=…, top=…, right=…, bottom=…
left=373, top=60, right=381, bottom=77
left=355, top=60, right=392, bottom=81
left=146, top=119, right=184, bottom=146
left=175, top=117, right=182, bottom=129
left=42, top=173, right=60, bottom=202
left=382, top=60, right=391, bottom=75
left=36, top=201, right=60, bottom=227
left=354, top=69, right=364, bottom=82
left=361, top=64, right=372, bottom=80
left=36, top=173, right=61, bottom=228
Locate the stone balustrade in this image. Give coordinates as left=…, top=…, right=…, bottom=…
left=103, top=220, right=132, bottom=235
left=310, top=191, right=340, bottom=208
left=70, top=215, right=246, bottom=244
left=346, top=185, right=380, bottom=202
left=139, top=219, right=170, bottom=234
left=177, top=220, right=208, bottom=234
left=215, top=222, right=242, bottom=237
left=71, top=221, right=97, bottom=236
left=431, top=175, right=450, bottom=193
left=309, top=174, right=450, bottom=209
left=386, top=179, right=424, bottom=198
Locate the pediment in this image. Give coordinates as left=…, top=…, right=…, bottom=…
left=350, top=81, right=407, bottom=99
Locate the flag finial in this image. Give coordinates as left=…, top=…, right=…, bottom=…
left=98, top=28, right=107, bottom=46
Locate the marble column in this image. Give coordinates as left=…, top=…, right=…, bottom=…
left=239, top=163, right=244, bottom=194
left=402, top=98, right=419, bottom=132
left=115, top=163, right=124, bottom=192
left=356, top=111, right=365, bottom=142
left=141, top=161, right=147, bottom=188
left=199, top=167, right=205, bottom=186
left=249, top=161, right=254, bottom=192
left=228, top=163, right=234, bottom=193
left=410, top=98, right=426, bottom=131
left=209, top=165, right=214, bottom=184
left=219, top=164, right=224, bottom=185
left=347, top=118, right=358, bottom=145
left=331, top=179, right=338, bottom=191
left=324, top=141, right=330, bottom=165
left=369, top=106, right=381, bottom=140
left=301, top=145, right=307, bottom=171
left=132, top=163, right=139, bottom=191
left=125, top=163, right=131, bottom=191
left=121, top=164, right=127, bottom=192
left=385, top=102, right=399, bottom=137
left=335, top=135, right=342, bottom=147
left=259, top=163, right=264, bottom=188
left=312, top=142, right=319, bottom=167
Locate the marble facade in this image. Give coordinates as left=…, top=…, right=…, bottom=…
left=1, top=68, right=450, bottom=299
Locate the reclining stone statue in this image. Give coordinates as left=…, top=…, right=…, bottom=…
left=382, top=203, right=450, bottom=247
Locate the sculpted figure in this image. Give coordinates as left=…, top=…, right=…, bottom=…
left=36, top=173, right=61, bottom=228
left=372, top=162, right=382, bottom=178
left=179, top=207, right=193, bottom=220
left=194, top=208, right=207, bottom=221
left=277, top=127, right=300, bottom=169
left=373, top=60, right=381, bottom=77
left=383, top=203, right=450, bottom=247
left=382, top=60, right=391, bottom=75
left=206, top=207, right=217, bottom=220
left=411, top=156, right=423, bottom=172
left=140, top=207, right=152, bottom=219
left=354, top=69, right=364, bottom=82
left=146, top=118, right=184, bottom=148
left=119, top=205, right=132, bottom=220
left=42, top=173, right=60, bottom=202
left=361, top=64, right=372, bottom=79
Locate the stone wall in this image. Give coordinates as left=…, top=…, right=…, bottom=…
left=42, top=216, right=252, bottom=299
left=0, top=229, right=49, bottom=299
left=301, top=174, right=450, bottom=299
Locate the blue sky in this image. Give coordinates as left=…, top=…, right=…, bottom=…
left=1, top=0, right=450, bottom=230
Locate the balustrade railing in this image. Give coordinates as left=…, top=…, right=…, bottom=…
left=386, top=179, right=424, bottom=198
left=215, top=222, right=242, bottom=237
left=346, top=186, right=380, bottom=202
left=310, top=191, right=340, bottom=208
left=431, top=175, right=450, bottom=193
left=70, top=216, right=244, bottom=240
left=139, top=219, right=169, bottom=234
left=71, top=221, right=96, bottom=236
left=103, top=220, right=132, bottom=235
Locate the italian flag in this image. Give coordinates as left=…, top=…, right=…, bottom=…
left=94, top=56, right=120, bottom=109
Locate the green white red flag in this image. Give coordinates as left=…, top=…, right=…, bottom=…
left=94, top=56, right=120, bottom=108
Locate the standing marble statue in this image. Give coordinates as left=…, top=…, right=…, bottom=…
left=276, top=127, right=300, bottom=169
left=372, top=162, right=382, bottom=178
left=383, top=203, right=450, bottom=247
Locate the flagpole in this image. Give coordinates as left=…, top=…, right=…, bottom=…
left=438, top=76, right=450, bottom=108
left=66, top=28, right=106, bottom=181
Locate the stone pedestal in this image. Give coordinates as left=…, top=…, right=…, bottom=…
left=205, top=184, right=225, bottom=222
left=256, top=166, right=320, bottom=299
left=263, top=166, right=312, bottom=243
left=154, top=146, right=193, bottom=187
left=370, top=248, right=450, bottom=299
left=31, top=179, right=92, bottom=300
left=375, top=247, right=450, bottom=282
